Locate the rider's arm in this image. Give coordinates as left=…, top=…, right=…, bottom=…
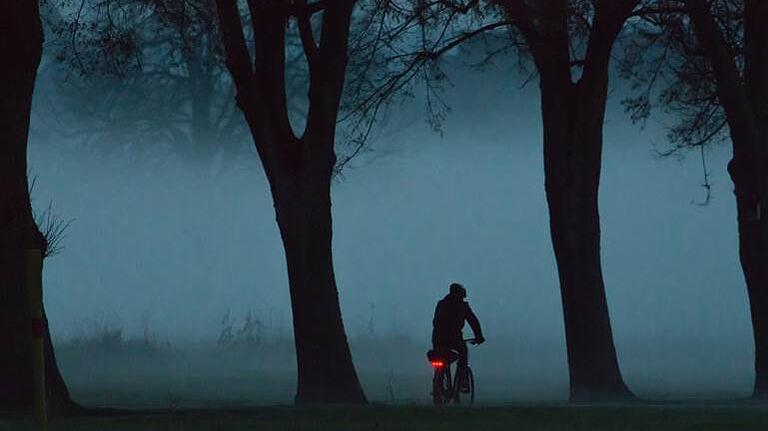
left=465, top=303, right=484, bottom=340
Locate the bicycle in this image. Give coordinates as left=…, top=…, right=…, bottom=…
left=427, top=338, right=480, bottom=405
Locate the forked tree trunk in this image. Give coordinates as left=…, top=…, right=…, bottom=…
left=215, top=0, right=366, bottom=404
left=0, top=0, right=74, bottom=412
left=540, top=78, right=634, bottom=402
left=498, top=0, right=638, bottom=402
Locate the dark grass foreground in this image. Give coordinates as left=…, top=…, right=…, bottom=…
left=2, top=404, right=768, bottom=431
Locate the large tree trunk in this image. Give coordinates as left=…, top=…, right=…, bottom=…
left=271, top=160, right=367, bottom=404
left=731, top=182, right=768, bottom=398
left=215, top=0, right=366, bottom=404
left=688, top=0, right=768, bottom=400
left=497, top=0, right=637, bottom=402
left=540, top=76, right=634, bottom=402
left=742, top=0, right=768, bottom=400
left=0, top=0, right=74, bottom=413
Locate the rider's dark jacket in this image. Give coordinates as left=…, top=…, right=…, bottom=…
left=432, top=292, right=483, bottom=347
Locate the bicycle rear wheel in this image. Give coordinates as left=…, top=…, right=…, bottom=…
left=432, top=368, right=451, bottom=405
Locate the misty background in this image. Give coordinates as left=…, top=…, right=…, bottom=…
left=26, top=51, right=751, bottom=405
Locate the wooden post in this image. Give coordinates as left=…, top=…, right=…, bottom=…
left=25, top=248, right=47, bottom=431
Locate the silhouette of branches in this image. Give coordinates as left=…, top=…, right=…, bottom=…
left=28, top=175, right=74, bottom=258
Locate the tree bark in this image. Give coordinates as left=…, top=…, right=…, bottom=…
left=271, top=157, right=367, bottom=404
left=743, top=0, right=768, bottom=400
left=687, top=0, right=768, bottom=400
left=214, top=0, right=366, bottom=404
left=732, top=190, right=768, bottom=398
left=0, top=0, right=74, bottom=413
left=499, top=0, right=637, bottom=401
left=540, top=77, right=634, bottom=402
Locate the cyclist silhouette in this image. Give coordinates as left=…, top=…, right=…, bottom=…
left=432, top=282, right=485, bottom=388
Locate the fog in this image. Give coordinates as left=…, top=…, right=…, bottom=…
left=27, top=57, right=753, bottom=405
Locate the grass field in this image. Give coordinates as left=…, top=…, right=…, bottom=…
left=10, top=328, right=758, bottom=429
left=2, top=404, right=767, bottom=431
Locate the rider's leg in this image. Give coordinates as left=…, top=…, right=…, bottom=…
left=456, top=342, right=469, bottom=389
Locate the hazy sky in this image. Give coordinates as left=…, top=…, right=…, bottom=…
left=28, top=55, right=753, bottom=396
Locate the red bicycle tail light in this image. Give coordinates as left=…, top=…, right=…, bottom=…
left=430, top=361, right=444, bottom=368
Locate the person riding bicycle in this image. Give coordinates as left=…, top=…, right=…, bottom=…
left=432, top=282, right=485, bottom=390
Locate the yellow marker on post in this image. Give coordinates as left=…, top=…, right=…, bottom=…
left=25, top=248, right=47, bottom=431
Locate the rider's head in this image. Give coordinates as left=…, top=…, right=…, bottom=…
left=449, top=282, right=466, bottom=299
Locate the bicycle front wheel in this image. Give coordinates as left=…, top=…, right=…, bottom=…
left=466, top=366, right=475, bottom=404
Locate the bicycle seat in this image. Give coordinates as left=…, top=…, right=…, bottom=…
left=427, top=348, right=459, bottom=364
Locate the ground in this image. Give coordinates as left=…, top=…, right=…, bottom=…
left=2, top=404, right=767, bottom=431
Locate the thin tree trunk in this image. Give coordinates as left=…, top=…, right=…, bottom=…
left=0, top=0, right=74, bottom=412
left=540, top=78, right=634, bottom=402
left=272, top=166, right=367, bottom=404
